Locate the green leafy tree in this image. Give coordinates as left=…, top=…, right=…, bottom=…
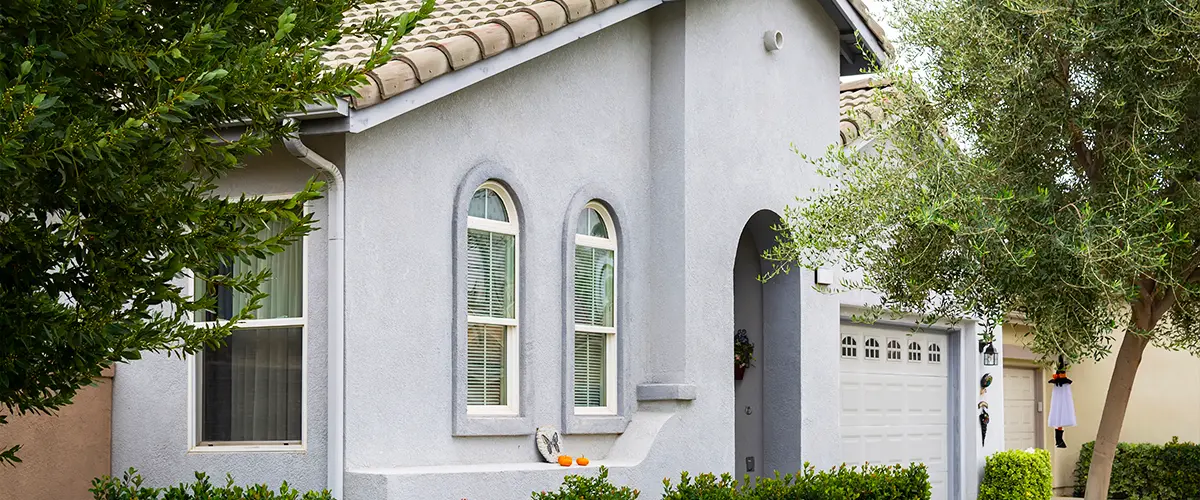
left=0, top=0, right=432, bottom=464
left=765, top=1, right=1200, bottom=498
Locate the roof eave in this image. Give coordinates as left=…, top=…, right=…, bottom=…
left=818, top=0, right=892, bottom=75
left=328, top=0, right=665, bottom=135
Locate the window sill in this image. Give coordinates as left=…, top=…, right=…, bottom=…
left=453, top=414, right=534, bottom=437
left=636, top=383, right=697, bottom=402
left=564, top=413, right=629, bottom=435
left=188, top=444, right=307, bottom=454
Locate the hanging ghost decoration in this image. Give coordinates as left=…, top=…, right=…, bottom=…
left=1048, top=359, right=1076, bottom=448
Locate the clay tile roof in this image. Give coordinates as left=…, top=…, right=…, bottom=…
left=839, top=75, right=892, bottom=146
left=330, top=0, right=622, bottom=109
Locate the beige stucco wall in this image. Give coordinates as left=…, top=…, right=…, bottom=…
left=1003, top=324, right=1200, bottom=494
left=0, top=368, right=113, bottom=500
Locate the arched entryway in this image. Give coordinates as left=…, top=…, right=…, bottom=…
left=733, top=210, right=804, bottom=478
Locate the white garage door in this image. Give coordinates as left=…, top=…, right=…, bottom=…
left=840, top=323, right=952, bottom=500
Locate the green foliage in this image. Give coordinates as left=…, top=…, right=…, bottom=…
left=0, top=0, right=433, bottom=464
left=979, top=449, right=1051, bottom=500
left=660, top=463, right=931, bottom=500
left=1074, top=438, right=1200, bottom=499
left=767, top=0, right=1200, bottom=357
left=91, top=468, right=333, bottom=499
left=532, top=466, right=640, bottom=500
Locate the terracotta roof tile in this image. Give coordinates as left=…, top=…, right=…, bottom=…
left=839, top=75, right=892, bottom=146
left=330, top=0, right=613, bottom=109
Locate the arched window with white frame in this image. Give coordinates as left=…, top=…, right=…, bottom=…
left=908, top=341, right=922, bottom=362
left=465, top=182, right=519, bottom=415
left=864, top=338, right=880, bottom=359
left=573, top=202, right=617, bottom=415
left=841, top=336, right=858, bottom=358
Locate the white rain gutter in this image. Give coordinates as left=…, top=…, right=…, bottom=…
left=281, top=121, right=346, bottom=499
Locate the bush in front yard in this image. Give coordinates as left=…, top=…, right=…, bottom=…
left=91, top=469, right=334, bottom=500
left=661, top=462, right=931, bottom=500
left=978, top=449, right=1051, bottom=500
left=1074, top=438, right=1200, bottom=499
left=532, top=466, right=640, bottom=500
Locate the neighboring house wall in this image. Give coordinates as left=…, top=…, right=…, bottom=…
left=0, top=368, right=113, bottom=500
left=1003, top=323, right=1200, bottom=494
left=111, top=137, right=344, bottom=492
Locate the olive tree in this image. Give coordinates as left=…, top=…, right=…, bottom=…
left=766, top=1, right=1200, bottom=497
left=0, top=0, right=432, bottom=464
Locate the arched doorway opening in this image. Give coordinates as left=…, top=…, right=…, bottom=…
left=733, top=210, right=803, bottom=478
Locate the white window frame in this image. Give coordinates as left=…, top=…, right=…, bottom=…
left=908, top=341, right=923, bottom=362
left=840, top=336, right=858, bottom=358
left=864, top=337, right=880, bottom=359
left=185, top=194, right=308, bottom=453
left=574, top=202, right=618, bottom=416
left=465, top=181, right=521, bottom=416
left=886, top=338, right=902, bottom=361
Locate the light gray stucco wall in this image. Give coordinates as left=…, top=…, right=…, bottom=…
left=679, top=0, right=844, bottom=474
left=110, top=137, right=344, bottom=492
left=336, top=0, right=842, bottom=497
left=112, top=0, right=850, bottom=496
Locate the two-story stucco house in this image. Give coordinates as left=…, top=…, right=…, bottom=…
left=110, top=1, right=1002, bottom=499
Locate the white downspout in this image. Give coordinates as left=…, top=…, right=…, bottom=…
left=282, top=121, right=345, bottom=499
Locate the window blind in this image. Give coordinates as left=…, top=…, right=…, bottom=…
left=573, top=246, right=614, bottom=327
left=466, top=229, right=515, bottom=319
left=574, top=332, right=606, bottom=407
left=467, top=323, right=507, bottom=406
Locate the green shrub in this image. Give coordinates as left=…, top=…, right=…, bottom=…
left=532, top=466, right=640, bottom=500
left=91, top=469, right=334, bottom=500
left=661, top=462, right=931, bottom=500
left=1074, top=437, right=1200, bottom=499
left=978, top=449, right=1051, bottom=500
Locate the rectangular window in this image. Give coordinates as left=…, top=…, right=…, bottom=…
left=192, top=216, right=305, bottom=447
left=465, top=228, right=517, bottom=413
left=573, top=245, right=616, bottom=413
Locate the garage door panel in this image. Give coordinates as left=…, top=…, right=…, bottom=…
left=840, top=326, right=953, bottom=500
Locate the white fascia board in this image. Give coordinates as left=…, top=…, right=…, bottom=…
left=343, top=0, right=665, bottom=134
left=830, top=0, right=889, bottom=66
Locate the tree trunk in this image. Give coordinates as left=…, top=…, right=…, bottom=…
left=1083, top=330, right=1150, bottom=500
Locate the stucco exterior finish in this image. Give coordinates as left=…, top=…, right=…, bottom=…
left=1004, top=323, right=1200, bottom=494
left=0, top=370, right=113, bottom=500
left=110, top=0, right=988, bottom=498
left=110, top=139, right=343, bottom=492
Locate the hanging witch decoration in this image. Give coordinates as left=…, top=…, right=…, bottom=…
left=1048, top=356, right=1076, bottom=448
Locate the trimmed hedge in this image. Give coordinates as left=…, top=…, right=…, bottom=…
left=534, top=463, right=930, bottom=500
left=979, top=449, right=1051, bottom=500
left=660, top=462, right=931, bottom=500
left=91, top=469, right=334, bottom=500
left=533, top=467, right=640, bottom=500
left=1074, top=437, right=1200, bottom=499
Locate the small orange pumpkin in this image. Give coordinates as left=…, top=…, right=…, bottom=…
left=557, top=455, right=573, bottom=466
left=576, top=456, right=590, bottom=466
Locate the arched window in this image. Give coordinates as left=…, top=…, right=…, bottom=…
left=908, top=341, right=922, bottom=362
left=841, top=336, right=858, bottom=358
left=928, top=343, right=942, bottom=363
left=864, top=338, right=880, bottom=359
left=573, top=202, right=617, bottom=414
left=465, top=182, right=519, bottom=414
left=886, top=339, right=902, bottom=361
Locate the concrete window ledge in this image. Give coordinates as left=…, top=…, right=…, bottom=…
left=635, top=383, right=696, bottom=401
